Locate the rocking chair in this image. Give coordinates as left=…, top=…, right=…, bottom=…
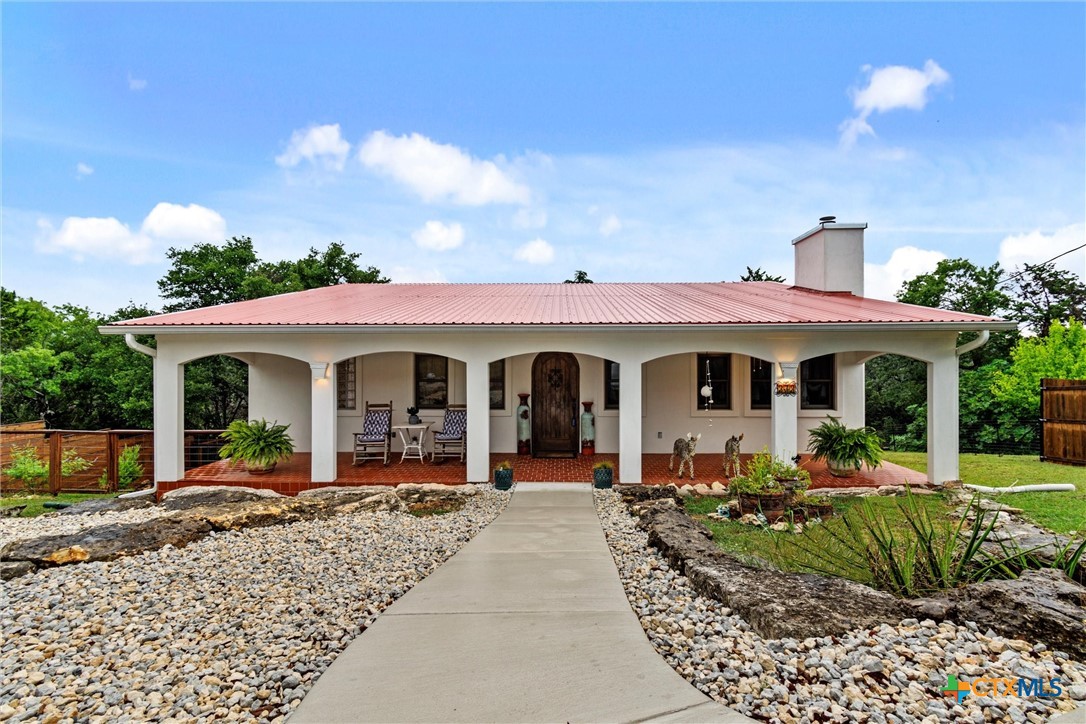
left=431, top=404, right=467, bottom=464
left=353, top=401, right=393, bottom=466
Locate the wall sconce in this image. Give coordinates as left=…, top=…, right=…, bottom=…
left=310, top=362, right=330, bottom=381
left=775, top=378, right=797, bottom=396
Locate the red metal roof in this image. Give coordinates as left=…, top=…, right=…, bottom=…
left=106, top=282, right=1009, bottom=329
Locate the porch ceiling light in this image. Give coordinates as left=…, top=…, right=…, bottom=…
left=775, top=378, right=797, bottom=396
left=310, top=362, right=330, bottom=381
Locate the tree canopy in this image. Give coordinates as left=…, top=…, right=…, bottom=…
left=738, top=266, right=786, bottom=283
left=564, top=270, right=593, bottom=284
left=2, top=238, right=387, bottom=429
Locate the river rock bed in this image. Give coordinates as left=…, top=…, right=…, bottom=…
left=0, top=488, right=509, bottom=723
left=593, top=490, right=1086, bottom=723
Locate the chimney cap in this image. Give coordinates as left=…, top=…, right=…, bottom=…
left=819, top=215, right=837, bottom=224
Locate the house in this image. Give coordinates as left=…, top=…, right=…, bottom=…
left=101, top=220, right=1016, bottom=488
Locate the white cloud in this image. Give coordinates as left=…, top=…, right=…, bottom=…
left=412, top=220, right=465, bottom=251
left=513, top=238, right=554, bottom=265
left=75, top=162, right=94, bottom=178
left=357, top=131, right=531, bottom=205
left=864, top=245, right=947, bottom=301
left=840, top=60, right=951, bottom=148
left=127, top=73, right=147, bottom=92
left=141, top=202, right=226, bottom=243
left=37, top=217, right=153, bottom=263
left=276, top=124, right=351, bottom=171
left=389, top=266, right=448, bottom=283
left=599, top=214, right=623, bottom=237
left=37, top=202, right=227, bottom=265
left=998, top=223, right=1086, bottom=281
left=512, top=208, right=548, bottom=230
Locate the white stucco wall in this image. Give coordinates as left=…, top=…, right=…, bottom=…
left=143, top=326, right=966, bottom=484
left=248, top=353, right=312, bottom=451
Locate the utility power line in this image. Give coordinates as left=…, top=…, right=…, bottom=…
left=997, top=243, right=1086, bottom=286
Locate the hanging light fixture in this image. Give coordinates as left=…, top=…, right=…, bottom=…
left=700, top=357, right=714, bottom=406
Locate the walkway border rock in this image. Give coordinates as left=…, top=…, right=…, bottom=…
left=2, top=484, right=483, bottom=579
left=626, top=492, right=1086, bottom=658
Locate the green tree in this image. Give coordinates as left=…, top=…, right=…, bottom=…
left=993, top=319, right=1086, bottom=415
left=157, top=237, right=389, bottom=428
left=1003, top=262, right=1086, bottom=337
left=739, top=266, right=786, bottom=283
left=564, top=270, right=593, bottom=283
left=0, top=288, right=60, bottom=352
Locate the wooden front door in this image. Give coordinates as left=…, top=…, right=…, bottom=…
left=531, top=352, right=580, bottom=458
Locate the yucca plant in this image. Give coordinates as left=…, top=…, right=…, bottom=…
left=807, top=416, right=884, bottom=477
left=218, top=419, right=294, bottom=473
left=775, top=490, right=1051, bottom=597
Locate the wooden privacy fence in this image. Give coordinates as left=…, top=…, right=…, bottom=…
left=0, top=428, right=227, bottom=494
left=1041, top=378, right=1086, bottom=466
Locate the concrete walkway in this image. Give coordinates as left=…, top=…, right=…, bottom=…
left=291, top=484, right=751, bottom=723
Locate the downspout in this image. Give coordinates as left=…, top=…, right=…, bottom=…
left=955, top=330, right=990, bottom=357
left=119, top=334, right=158, bottom=498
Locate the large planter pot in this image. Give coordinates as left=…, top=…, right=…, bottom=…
left=494, top=468, right=514, bottom=490
left=593, top=467, right=613, bottom=489
left=827, top=457, right=860, bottom=478
left=738, top=491, right=789, bottom=521
left=246, top=462, right=277, bottom=475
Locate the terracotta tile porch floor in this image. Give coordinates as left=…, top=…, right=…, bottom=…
left=165, top=452, right=928, bottom=497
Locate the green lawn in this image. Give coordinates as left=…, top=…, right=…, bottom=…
left=1, top=492, right=118, bottom=518
left=884, top=452, right=1086, bottom=534
left=684, top=492, right=958, bottom=571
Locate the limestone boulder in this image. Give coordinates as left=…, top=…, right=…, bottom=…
left=910, top=569, right=1086, bottom=660
left=616, top=485, right=682, bottom=505
left=636, top=501, right=910, bottom=639
left=299, top=485, right=392, bottom=499
left=1, top=516, right=213, bottom=568
left=188, top=498, right=330, bottom=531
left=0, top=561, right=36, bottom=580
left=334, top=492, right=407, bottom=515
left=161, top=485, right=282, bottom=511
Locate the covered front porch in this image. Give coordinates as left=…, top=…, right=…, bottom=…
left=160, top=452, right=930, bottom=497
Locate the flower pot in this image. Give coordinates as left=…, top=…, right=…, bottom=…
left=738, top=492, right=788, bottom=521
left=408, top=414, right=422, bottom=425
left=494, top=468, right=514, bottom=490
left=246, top=462, right=277, bottom=475
left=593, top=467, right=613, bottom=489
left=827, top=457, right=860, bottom=478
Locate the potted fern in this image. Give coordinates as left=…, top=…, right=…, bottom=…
left=219, top=419, right=295, bottom=474
left=807, top=416, right=883, bottom=477
left=592, top=460, right=614, bottom=489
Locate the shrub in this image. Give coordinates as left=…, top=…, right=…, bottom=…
left=3, top=444, right=92, bottom=493
left=97, top=444, right=147, bottom=491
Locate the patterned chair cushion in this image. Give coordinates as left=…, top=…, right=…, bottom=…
left=361, top=409, right=391, bottom=439
left=434, top=409, right=467, bottom=441
left=354, top=433, right=384, bottom=444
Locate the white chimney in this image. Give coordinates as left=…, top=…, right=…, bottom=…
left=792, top=217, right=867, bottom=296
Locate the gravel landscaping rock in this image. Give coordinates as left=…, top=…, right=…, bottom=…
left=0, top=488, right=509, bottom=722
left=594, top=489, right=1086, bottom=723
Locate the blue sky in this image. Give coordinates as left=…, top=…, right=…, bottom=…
left=4, top=2, right=1084, bottom=314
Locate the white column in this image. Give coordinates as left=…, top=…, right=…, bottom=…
left=153, top=355, right=185, bottom=483
left=927, top=354, right=960, bottom=485
left=618, top=359, right=643, bottom=484
left=465, top=358, right=491, bottom=483
left=771, top=362, right=799, bottom=462
left=310, top=362, right=338, bottom=484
